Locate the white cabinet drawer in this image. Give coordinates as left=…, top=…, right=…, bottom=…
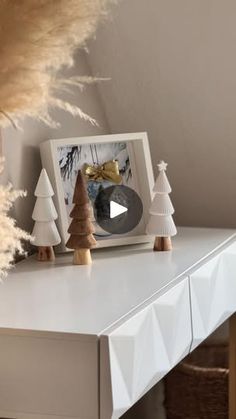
left=100, top=278, right=192, bottom=419
left=0, top=334, right=98, bottom=419
left=190, top=242, right=236, bottom=350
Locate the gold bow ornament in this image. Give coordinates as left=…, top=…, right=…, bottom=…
left=83, top=160, right=122, bottom=184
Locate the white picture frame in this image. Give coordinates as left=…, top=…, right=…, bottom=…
left=40, top=132, right=154, bottom=251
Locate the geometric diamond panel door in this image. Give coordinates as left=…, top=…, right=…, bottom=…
left=100, top=279, right=192, bottom=419
left=190, top=242, right=236, bottom=351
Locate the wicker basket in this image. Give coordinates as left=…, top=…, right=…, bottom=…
left=164, top=344, right=228, bottom=419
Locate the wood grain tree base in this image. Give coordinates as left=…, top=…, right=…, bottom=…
left=153, top=236, right=172, bottom=252
left=73, top=249, right=92, bottom=265
left=37, top=246, right=55, bottom=261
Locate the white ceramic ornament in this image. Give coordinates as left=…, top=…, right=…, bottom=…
left=32, top=168, right=61, bottom=261
left=146, top=160, right=177, bottom=251
left=146, top=214, right=177, bottom=237
left=34, top=168, right=54, bottom=197
left=149, top=194, right=174, bottom=216
left=32, top=197, right=58, bottom=221
left=32, top=221, right=61, bottom=247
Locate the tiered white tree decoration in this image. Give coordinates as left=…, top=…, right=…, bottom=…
left=146, top=161, right=177, bottom=251
left=32, top=169, right=61, bottom=261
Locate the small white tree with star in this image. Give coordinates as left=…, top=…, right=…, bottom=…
left=146, top=161, right=177, bottom=251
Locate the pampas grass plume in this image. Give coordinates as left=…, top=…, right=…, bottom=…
left=0, top=0, right=112, bottom=128
left=0, top=158, right=32, bottom=279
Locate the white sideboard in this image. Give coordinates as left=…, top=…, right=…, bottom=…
left=0, top=227, right=236, bottom=419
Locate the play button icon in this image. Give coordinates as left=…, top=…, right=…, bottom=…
left=94, top=185, right=143, bottom=235
left=110, top=201, right=128, bottom=219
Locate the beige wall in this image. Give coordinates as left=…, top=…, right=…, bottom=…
left=3, top=1, right=236, bottom=231
left=88, top=0, right=236, bottom=229
left=2, top=51, right=109, bottom=232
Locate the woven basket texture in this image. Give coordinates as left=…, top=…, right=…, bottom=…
left=164, top=344, right=228, bottom=419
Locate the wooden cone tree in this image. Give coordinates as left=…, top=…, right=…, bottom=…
left=32, top=168, right=61, bottom=261
left=146, top=161, right=177, bottom=251
left=66, top=170, right=97, bottom=265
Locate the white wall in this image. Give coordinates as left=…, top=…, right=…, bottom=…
left=2, top=51, right=109, bottom=232
left=88, top=0, right=236, bottom=228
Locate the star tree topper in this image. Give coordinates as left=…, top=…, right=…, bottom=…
left=157, top=160, right=168, bottom=171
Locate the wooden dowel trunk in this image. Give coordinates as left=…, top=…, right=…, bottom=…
left=73, top=249, right=92, bottom=265
left=153, top=236, right=172, bottom=252
left=37, top=246, right=55, bottom=261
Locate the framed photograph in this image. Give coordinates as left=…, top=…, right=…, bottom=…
left=40, top=132, right=154, bottom=251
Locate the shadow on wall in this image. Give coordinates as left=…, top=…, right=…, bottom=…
left=87, top=0, right=236, bottom=229
left=17, top=144, right=42, bottom=233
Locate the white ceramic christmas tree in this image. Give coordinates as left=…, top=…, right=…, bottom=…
left=32, top=168, right=61, bottom=261
left=146, top=160, right=177, bottom=251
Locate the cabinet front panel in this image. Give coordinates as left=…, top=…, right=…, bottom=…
left=100, top=278, right=192, bottom=419
left=190, top=242, right=236, bottom=350
left=0, top=335, right=98, bottom=419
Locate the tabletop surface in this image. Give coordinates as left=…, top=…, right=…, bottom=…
left=0, top=227, right=235, bottom=337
